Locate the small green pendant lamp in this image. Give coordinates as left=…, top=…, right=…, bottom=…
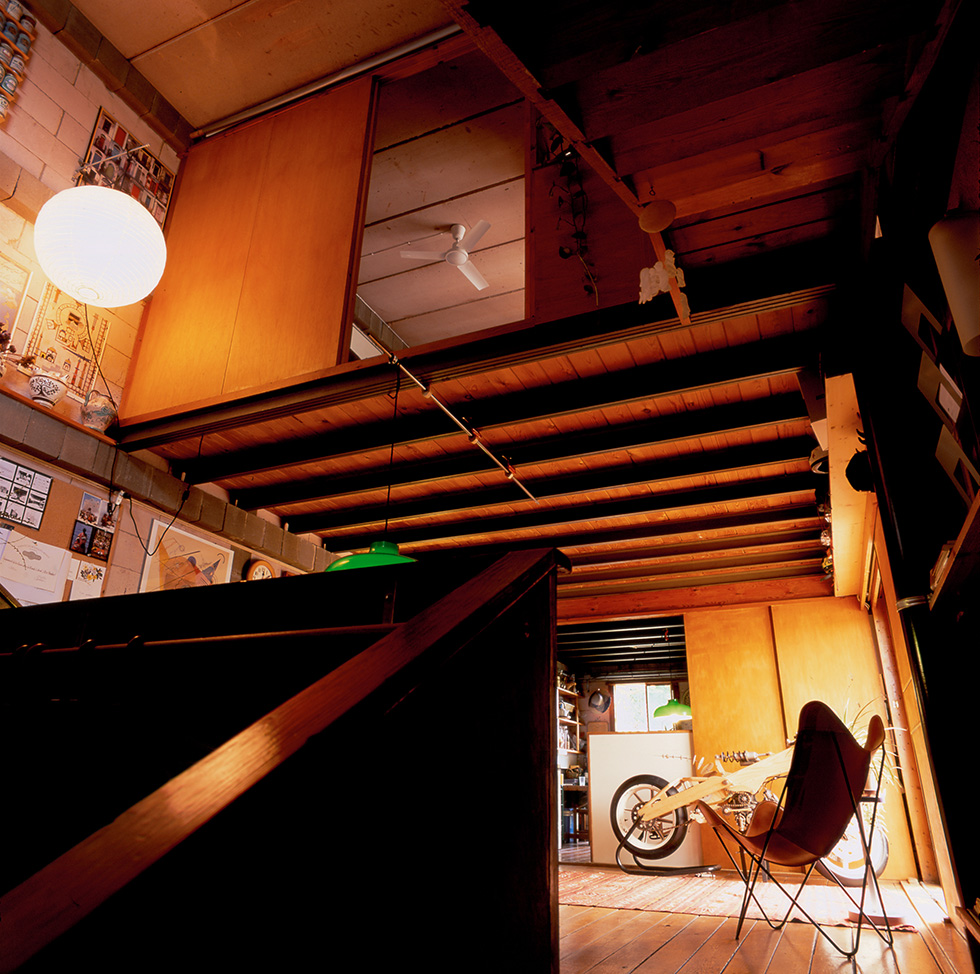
left=653, top=698, right=691, bottom=717
left=325, top=539, right=415, bottom=572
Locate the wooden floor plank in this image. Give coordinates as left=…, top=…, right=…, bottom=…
left=632, top=915, right=729, bottom=973
left=901, top=881, right=976, bottom=974
left=576, top=913, right=694, bottom=974
left=560, top=906, right=622, bottom=937
left=809, top=924, right=900, bottom=973
left=560, top=908, right=657, bottom=963
left=744, top=921, right=816, bottom=973
left=674, top=916, right=745, bottom=972
left=558, top=875, right=977, bottom=974
left=577, top=913, right=700, bottom=974
left=558, top=910, right=652, bottom=965
left=717, top=919, right=785, bottom=974
left=560, top=910, right=668, bottom=974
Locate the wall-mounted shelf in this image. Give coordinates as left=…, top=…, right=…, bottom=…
left=558, top=685, right=583, bottom=755
left=0, top=2, right=37, bottom=120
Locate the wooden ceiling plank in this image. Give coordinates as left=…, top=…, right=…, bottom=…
left=638, top=144, right=868, bottom=224
left=559, top=558, right=827, bottom=596
left=286, top=437, right=814, bottom=533
left=116, top=286, right=828, bottom=453
left=568, top=527, right=825, bottom=567
left=525, top=0, right=790, bottom=92
left=564, top=0, right=922, bottom=141
left=176, top=330, right=813, bottom=483
left=239, top=392, right=808, bottom=510
left=308, top=471, right=818, bottom=547
left=400, top=504, right=823, bottom=561
left=609, top=48, right=903, bottom=175
left=555, top=575, right=834, bottom=619
left=632, top=116, right=877, bottom=208
left=562, top=545, right=828, bottom=585
left=670, top=183, right=853, bottom=255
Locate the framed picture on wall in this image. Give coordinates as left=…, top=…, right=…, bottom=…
left=21, top=284, right=110, bottom=402
left=77, top=108, right=175, bottom=228
left=0, top=456, right=52, bottom=529
left=139, top=522, right=234, bottom=593
left=68, top=491, right=117, bottom=562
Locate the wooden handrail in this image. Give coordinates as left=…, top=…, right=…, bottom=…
left=0, top=623, right=399, bottom=659
left=0, top=548, right=559, bottom=970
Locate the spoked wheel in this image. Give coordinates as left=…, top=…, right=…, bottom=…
left=610, top=774, right=689, bottom=860
left=816, top=816, right=889, bottom=886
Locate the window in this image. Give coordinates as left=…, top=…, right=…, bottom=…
left=613, top=682, right=674, bottom=731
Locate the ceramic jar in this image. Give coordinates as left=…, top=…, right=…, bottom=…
left=80, top=390, right=117, bottom=432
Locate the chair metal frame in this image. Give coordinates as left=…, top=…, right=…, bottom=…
left=697, top=700, right=895, bottom=959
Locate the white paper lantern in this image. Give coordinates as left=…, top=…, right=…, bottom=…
left=34, top=186, right=167, bottom=308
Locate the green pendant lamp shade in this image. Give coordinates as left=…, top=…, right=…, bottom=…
left=325, top=539, right=416, bottom=572
left=653, top=698, right=691, bottom=717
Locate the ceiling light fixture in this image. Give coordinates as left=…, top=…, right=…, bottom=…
left=638, top=199, right=677, bottom=233
left=34, top=185, right=167, bottom=308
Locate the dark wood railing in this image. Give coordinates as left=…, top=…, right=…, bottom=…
left=0, top=549, right=562, bottom=972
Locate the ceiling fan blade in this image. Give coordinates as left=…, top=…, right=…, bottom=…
left=400, top=249, right=449, bottom=261
left=460, top=220, right=490, bottom=251
left=458, top=259, right=489, bottom=290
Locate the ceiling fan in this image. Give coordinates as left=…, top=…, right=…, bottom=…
left=400, top=221, right=491, bottom=290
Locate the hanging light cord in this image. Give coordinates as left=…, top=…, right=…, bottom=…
left=82, top=303, right=117, bottom=410
left=383, top=365, right=401, bottom=536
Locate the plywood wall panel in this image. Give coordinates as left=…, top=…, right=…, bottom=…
left=685, top=605, right=786, bottom=866
left=120, top=122, right=266, bottom=420
left=528, top=160, right=657, bottom=326
left=228, top=81, right=376, bottom=393
left=770, top=598, right=882, bottom=731
left=121, top=77, right=375, bottom=422
left=770, top=597, right=917, bottom=880
left=686, top=597, right=917, bottom=878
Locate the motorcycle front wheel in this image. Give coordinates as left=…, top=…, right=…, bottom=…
left=610, top=774, right=689, bottom=860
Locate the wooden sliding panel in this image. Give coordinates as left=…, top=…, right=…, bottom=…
left=120, top=118, right=264, bottom=419
left=120, top=76, right=376, bottom=422
left=770, top=597, right=917, bottom=880
left=685, top=605, right=786, bottom=867
left=770, top=598, right=884, bottom=737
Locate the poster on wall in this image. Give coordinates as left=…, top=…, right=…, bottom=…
left=0, top=528, right=71, bottom=605
left=0, top=456, right=51, bottom=528
left=77, top=108, right=175, bottom=228
left=22, top=284, right=110, bottom=402
left=139, top=522, right=233, bottom=593
left=68, top=491, right=117, bottom=562
left=0, top=250, right=32, bottom=335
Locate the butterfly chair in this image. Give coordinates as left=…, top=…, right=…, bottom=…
left=696, top=700, right=893, bottom=959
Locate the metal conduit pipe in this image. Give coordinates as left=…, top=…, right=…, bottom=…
left=192, top=26, right=464, bottom=139
left=382, top=350, right=539, bottom=504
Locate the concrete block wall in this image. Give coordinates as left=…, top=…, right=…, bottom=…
left=0, top=13, right=179, bottom=408
left=0, top=12, right=186, bottom=222
left=1, top=400, right=331, bottom=592
left=0, top=4, right=329, bottom=582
